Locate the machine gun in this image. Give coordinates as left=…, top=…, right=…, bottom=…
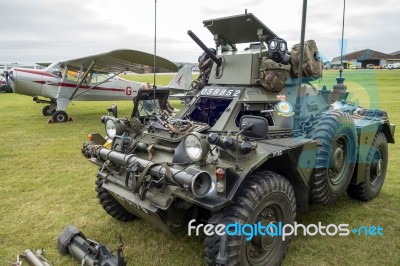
left=57, top=225, right=126, bottom=266
left=187, top=30, right=222, bottom=67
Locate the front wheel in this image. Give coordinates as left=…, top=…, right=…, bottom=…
left=347, top=132, right=388, bottom=201
left=204, top=171, right=296, bottom=266
left=96, top=178, right=137, bottom=222
left=52, top=110, right=68, bottom=123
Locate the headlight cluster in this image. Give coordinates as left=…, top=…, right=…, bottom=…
left=103, top=117, right=126, bottom=139
left=183, top=132, right=210, bottom=164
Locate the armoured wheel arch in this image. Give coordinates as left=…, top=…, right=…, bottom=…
left=204, top=171, right=296, bottom=266
left=306, top=111, right=358, bottom=204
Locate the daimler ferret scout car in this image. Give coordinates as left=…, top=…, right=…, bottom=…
left=82, top=12, right=395, bottom=265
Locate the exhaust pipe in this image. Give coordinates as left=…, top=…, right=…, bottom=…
left=91, top=146, right=212, bottom=198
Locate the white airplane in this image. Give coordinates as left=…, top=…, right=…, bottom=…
left=6, top=49, right=193, bottom=122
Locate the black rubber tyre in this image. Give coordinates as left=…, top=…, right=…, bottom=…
left=52, top=110, right=68, bottom=123
left=95, top=177, right=137, bottom=222
left=42, top=105, right=55, bottom=116
left=347, top=132, right=388, bottom=201
left=204, top=171, right=296, bottom=266
left=306, top=111, right=357, bottom=204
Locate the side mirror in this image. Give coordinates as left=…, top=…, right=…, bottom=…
left=239, top=115, right=268, bottom=140
left=107, top=104, right=118, bottom=118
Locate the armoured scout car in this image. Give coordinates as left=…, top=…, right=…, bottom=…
left=82, top=13, right=395, bottom=266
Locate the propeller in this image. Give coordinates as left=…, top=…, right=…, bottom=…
left=3, top=70, right=10, bottom=88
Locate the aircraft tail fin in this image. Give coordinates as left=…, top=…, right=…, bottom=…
left=167, top=65, right=193, bottom=91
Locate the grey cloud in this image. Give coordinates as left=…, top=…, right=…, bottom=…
left=0, top=0, right=399, bottom=64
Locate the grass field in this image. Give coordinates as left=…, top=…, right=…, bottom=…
left=0, top=69, right=399, bottom=265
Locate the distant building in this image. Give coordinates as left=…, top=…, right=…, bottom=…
left=331, top=49, right=400, bottom=68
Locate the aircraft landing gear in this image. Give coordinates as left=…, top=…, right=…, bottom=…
left=52, top=110, right=69, bottom=123
left=42, top=105, right=56, bottom=116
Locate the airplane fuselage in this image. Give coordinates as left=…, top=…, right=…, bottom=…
left=9, top=67, right=139, bottom=102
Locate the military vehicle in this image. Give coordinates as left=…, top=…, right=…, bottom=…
left=81, top=11, right=395, bottom=266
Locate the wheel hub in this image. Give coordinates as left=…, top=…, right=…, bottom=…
left=370, top=149, right=383, bottom=184
left=246, top=205, right=283, bottom=265
left=56, top=114, right=64, bottom=121
left=333, top=147, right=344, bottom=171
left=250, top=219, right=275, bottom=250
left=330, top=138, right=347, bottom=184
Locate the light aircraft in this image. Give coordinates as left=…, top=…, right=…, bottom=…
left=6, top=49, right=193, bottom=122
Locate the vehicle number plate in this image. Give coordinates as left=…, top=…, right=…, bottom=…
left=200, top=87, right=242, bottom=97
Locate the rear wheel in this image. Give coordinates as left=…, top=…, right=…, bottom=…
left=347, top=132, right=388, bottom=201
left=306, top=111, right=357, bottom=204
left=204, top=171, right=296, bottom=266
left=96, top=177, right=137, bottom=221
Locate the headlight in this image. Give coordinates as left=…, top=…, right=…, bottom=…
left=105, top=118, right=125, bottom=139
left=105, top=119, right=117, bottom=139
left=183, top=132, right=210, bottom=164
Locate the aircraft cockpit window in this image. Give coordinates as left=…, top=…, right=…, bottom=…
left=91, top=74, right=115, bottom=84
left=46, top=63, right=63, bottom=78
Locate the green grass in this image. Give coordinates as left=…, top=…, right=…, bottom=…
left=0, top=70, right=399, bottom=265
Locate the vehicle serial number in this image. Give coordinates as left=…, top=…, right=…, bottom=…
left=200, top=88, right=242, bottom=97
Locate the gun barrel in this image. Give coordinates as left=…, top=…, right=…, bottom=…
left=187, top=30, right=222, bottom=66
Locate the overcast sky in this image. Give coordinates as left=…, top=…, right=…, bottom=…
left=0, top=0, right=399, bottom=65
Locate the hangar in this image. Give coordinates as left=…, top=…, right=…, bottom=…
left=331, top=49, right=400, bottom=68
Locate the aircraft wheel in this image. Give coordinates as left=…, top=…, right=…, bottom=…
left=204, top=171, right=296, bottom=266
left=347, top=132, right=388, bottom=201
left=306, top=110, right=357, bottom=204
left=52, top=110, right=68, bottom=123
left=42, top=105, right=55, bottom=116
left=96, top=177, right=137, bottom=221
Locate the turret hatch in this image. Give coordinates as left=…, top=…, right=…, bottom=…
left=203, top=13, right=277, bottom=45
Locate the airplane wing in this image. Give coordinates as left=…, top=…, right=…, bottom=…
left=60, top=49, right=177, bottom=74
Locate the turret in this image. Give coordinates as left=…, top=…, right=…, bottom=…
left=188, top=13, right=278, bottom=86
